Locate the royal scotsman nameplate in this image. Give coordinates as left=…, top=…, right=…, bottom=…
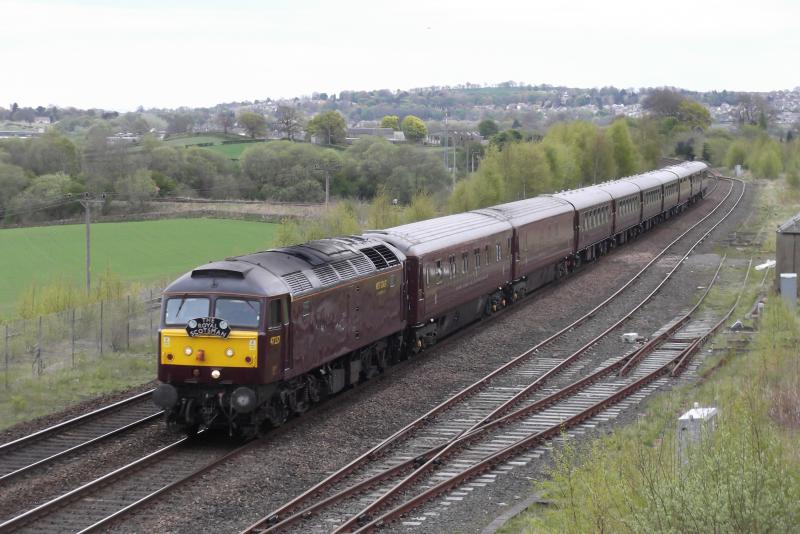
left=186, top=317, right=231, bottom=338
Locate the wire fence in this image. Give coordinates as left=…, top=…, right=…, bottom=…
left=2, top=288, right=163, bottom=390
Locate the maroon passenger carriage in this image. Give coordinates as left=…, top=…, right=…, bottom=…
left=365, top=212, right=514, bottom=350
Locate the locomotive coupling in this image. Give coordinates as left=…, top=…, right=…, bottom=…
left=152, top=384, right=179, bottom=408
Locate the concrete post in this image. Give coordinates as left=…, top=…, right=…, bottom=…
left=677, top=402, right=718, bottom=465
left=780, top=273, right=797, bottom=309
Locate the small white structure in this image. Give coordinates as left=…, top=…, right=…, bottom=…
left=621, top=332, right=643, bottom=343
left=677, top=402, right=718, bottom=464
left=780, top=273, right=797, bottom=309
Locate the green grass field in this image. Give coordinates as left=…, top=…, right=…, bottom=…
left=0, top=219, right=278, bottom=315
left=206, top=142, right=262, bottom=159
left=161, top=135, right=232, bottom=147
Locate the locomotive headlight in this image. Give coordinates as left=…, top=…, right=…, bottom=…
left=184, top=346, right=193, bottom=356
left=211, top=369, right=221, bottom=379
left=225, top=347, right=235, bottom=357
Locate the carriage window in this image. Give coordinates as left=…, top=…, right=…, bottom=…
left=496, top=243, right=501, bottom=262
left=302, top=301, right=311, bottom=317
left=485, top=245, right=490, bottom=264
left=435, top=259, right=443, bottom=284
left=165, top=297, right=209, bottom=326
left=216, top=298, right=261, bottom=328
left=449, top=255, right=457, bottom=279
left=462, top=252, right=468, bottom=273
left=474, top=248, right=481, bottom=270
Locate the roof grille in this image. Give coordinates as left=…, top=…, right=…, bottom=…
left=282, top=271, right=313, bottom=293
left=332, top=260, right=357, bottom=280
left=373, top=244, right=400, bottom=267
left=313, top=264, right=339, bottom=286
left=350, top=255, right=375, bottom=275
left=361, top=247, right=388, bottom=269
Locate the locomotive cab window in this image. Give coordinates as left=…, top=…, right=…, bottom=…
left=215, top=298, right=261, bottom=328
left=267, top=299, right=282, bottom=329
left=165, top=297, right=209, bottom=326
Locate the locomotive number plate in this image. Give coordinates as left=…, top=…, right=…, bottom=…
left=186, top=317, right=231, bottom=338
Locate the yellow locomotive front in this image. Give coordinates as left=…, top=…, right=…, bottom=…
left=152, top=261, right=290, bottom=436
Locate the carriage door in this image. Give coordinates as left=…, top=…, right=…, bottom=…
left=267, top=298, right=289, bottom=373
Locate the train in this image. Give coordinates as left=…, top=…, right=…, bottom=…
left=152, top=161, right=709, bottom=436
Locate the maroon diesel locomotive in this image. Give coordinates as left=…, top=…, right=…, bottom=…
left=152, top=161, right=708, bottom=436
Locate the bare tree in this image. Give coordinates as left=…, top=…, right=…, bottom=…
left=736, top=94, right=773, bottom=127
left=216, top=110, right=235, bottom=134
left=275, top=105, right=303, bottom=141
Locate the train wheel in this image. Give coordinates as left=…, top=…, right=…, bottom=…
left=307, top=375, right=324, bottom=404
left=266, top=395, right=289, bottom=427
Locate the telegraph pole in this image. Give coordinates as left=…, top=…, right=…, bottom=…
left=78, top=193, right=92, bottom=294
left=443, top=109, right=449, bottom=178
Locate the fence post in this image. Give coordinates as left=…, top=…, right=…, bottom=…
left=71, top=309, right=76, bottom=368
left=149, top=289, right=154, bottom=349
left=36, top=315, right=43, bottom=376
left=126, top=295, right=131, bottom=350
left=4, top=325, right=8, bottom=390
left=99, top=301, right=104, bottom=356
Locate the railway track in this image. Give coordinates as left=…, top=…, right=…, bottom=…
left=0, top=390, right=161, bottom=483
left=0, top=432, right=257, bottom=533
left=240, top=178, right=746, bottom=533
left=245, top=252, right=749, bottom=532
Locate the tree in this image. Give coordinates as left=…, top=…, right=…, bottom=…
left=307, top=111, right=347, bottom=145
left=116, top=169, right=157, bottom=208
left=478, top=119, right=499, bottom=138
left=736, top=94, right=773, bottom=126
left=380, top=115, right=400, bottom=130
left=216, top=110, right=236, bottom=134
left=26, top=132, right=79, bottom=176
left=676, top=100, right=712, bottom=130
left=0, top=162, right=29, bottom=213
left=608, top=119, right=640, bottom=176
left=401, top=115, right=427, bottom=143
left=165, top=113, right=194, bottom=135
left=7, top=173, right=83, bottom=222
left=642, top=89, right=685, bottom=117
left=490, top=129, right=523, bottom=150
left=237, top=111, right=267, bottom=139
left=275, top=105, right=303, bottom=141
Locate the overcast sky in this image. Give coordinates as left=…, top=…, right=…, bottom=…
left=3, top=0, right=799, bottom=111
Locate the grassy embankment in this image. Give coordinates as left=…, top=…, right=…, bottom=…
left=500, top=177, right=800, bottom=533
